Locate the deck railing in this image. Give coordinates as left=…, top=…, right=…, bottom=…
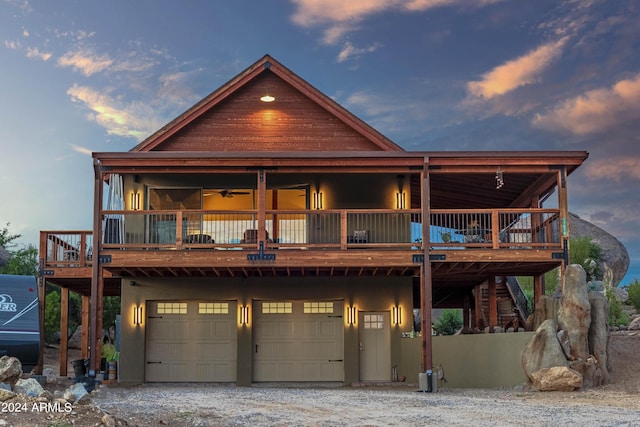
left=42, top=230, right=93, bottom=267
left=40, top=208, right=562, bottom=266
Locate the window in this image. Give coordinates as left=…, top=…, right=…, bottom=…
left=157, top=302, right=187, bottom=314
left=262, top=302, right=292, bottom=314
left=198, top=302, right=229, bottom=314
left=304, top=302, right=334, bottom=314
left=363, top=314, right=384, bottom=329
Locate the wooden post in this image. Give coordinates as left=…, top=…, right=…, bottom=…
left=59, top=287, right=69, bottom=376
left=420, top=159, right=433, bottom=373
left=257, top=170, right=267, bottom=244
left=557, top=166, right=570, bottom=291
left=463, top=294, right=471, bottom=329
left=81, top=295, right=90, bottom=359
left=488, top=277, right=497, bottom=327
left=533, top=274, right=544, bottom=306
left=89, top=160, right=103, bottom=376
left=474, top=284, right=483, bottom=329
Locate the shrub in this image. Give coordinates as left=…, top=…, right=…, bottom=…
left=606, top=288, right=629, bottom=327
left=627, top=279, right=640, bottom=311
left=433, top=309, right=462, bottom=335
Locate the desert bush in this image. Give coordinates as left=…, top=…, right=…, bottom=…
left=433, top=309, right=463, bottom=335
left=627, top=279, right=640, bottom=311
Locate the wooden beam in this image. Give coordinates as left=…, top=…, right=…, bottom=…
left=89, top=164, right=103, bottom=376
left=59, top=287, right=69, bottom=377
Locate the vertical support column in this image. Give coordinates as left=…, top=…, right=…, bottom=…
left=557, top=166, right=570, bottom=291
left=420, top=158, right=433, bottom=373
left=533, top=274, right=545, bottom=307
left=474, top=284, right=483, bottom=329
left=81, top=295, right=90, bottom=359
left=257, top=170, right=267, bottom=243
left=463, top=294, right=471, bottom=329
left=59, top=287, right=69, bottom=376
left=89, top=159, right=103, bottom=376
left=488, top=277, right=497, bottom=328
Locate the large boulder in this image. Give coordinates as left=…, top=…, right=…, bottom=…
left=521, top=319, right=568, bottom=381
left=528, top=295, right=561, bottom=331
left=530, top=366, right=583, bottom=391
left=13, top=377, right=44, bottom=397
left=68, top=324, right=83, bottom=349
left=569, top=213, right=629, bottom=286
left=0, top=356, right=22, bottom=386
left=558, top=265, right=591, bottom=361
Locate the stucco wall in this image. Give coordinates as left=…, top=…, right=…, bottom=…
left=119, top=276, right=413, bottom=385
left=400, top=332, right=534, bottom=388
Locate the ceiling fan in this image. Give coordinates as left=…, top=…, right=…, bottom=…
left=211, top=189, right=251, bottom=198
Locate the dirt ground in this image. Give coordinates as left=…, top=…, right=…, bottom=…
left=1, top=331, right=639, bottom=426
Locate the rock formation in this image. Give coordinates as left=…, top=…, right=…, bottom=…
left=521, top=264, right=610, bottom=391
left=569, top=213, right=629, bottom=286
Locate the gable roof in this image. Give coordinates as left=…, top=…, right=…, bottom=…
left=131, top=54, right=403, bottom=153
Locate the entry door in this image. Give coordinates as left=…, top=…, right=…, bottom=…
left=359, top=312, right=391, bottom=381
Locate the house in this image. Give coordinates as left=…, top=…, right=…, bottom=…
left=38, top=55, right=588, bottom=386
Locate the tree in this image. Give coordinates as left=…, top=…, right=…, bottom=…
left=0, top=223, right=38, bottom=276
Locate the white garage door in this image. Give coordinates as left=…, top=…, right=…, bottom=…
left=145, top=301, right=237, bottom=382
left=253, top=300, right=344, bottom=382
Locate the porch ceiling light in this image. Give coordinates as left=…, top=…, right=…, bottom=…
left=260, top=94, right=276, bottom=103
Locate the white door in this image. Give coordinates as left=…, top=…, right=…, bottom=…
left=253, top=300, right=344, bottom=381
left=359, top=311, right=391, bottom=381
left=145, top=301, right=237, bottom=382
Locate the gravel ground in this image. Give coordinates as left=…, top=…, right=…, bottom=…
left=90, top=384, right=640, bottom=427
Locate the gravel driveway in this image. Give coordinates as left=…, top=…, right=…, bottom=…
left=92, top=384, right=640, bottom=426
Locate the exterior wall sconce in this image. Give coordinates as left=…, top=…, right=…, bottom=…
left=240, top=305, right=250, bottom=325
left=347, top=306, right=357, bottom=325
left=496, top=167, right=504, bottom=189
left=131, top=192, right=140, bottom=210
left=313, top=192, right=324, bottom=210
left=396, top=192, right=406, bottom=210
left=260, top=94, right=275, bottom=103
left=133, top=305, right=143, bottom=326
left=392, top=305, right=402, bottom=326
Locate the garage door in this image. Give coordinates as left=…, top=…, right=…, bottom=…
left=253, top=300, right=344, bottom=382
left=145, top=301, right=237, bottom=382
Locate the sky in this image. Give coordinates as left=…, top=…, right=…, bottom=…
left=1, top=0, right=638, bottom=285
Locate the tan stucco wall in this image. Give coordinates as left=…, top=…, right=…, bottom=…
left=400, top=332, right=534, bottom=388
left=119, top=275, right=413, bottom=385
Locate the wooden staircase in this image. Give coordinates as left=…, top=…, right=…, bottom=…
left=477, top=277, right=529, bottom=329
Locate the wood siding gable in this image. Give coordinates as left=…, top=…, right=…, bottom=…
left=131, top=55, right=403, bottom=153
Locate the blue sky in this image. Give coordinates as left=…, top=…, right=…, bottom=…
left=1, top=0, right=638, bottom=284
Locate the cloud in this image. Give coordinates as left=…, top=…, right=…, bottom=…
left=532, top=72, right=640, bottom=135
left=58, top=48, right=113, bottom=76
left=4, top=40, right=21, bottom=49
left=583, top=157, right=640, bottom=182
left=67, top=84, right=162, bottom=141
left=70, top=144, right=93, bottom=156
left=26, top=47, right=52, bottom=61
left=467, top=37, right=568, bottom=99
left=336, top=41, right=381, bottom=63
left=291, top=0, right=502, bottom=45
